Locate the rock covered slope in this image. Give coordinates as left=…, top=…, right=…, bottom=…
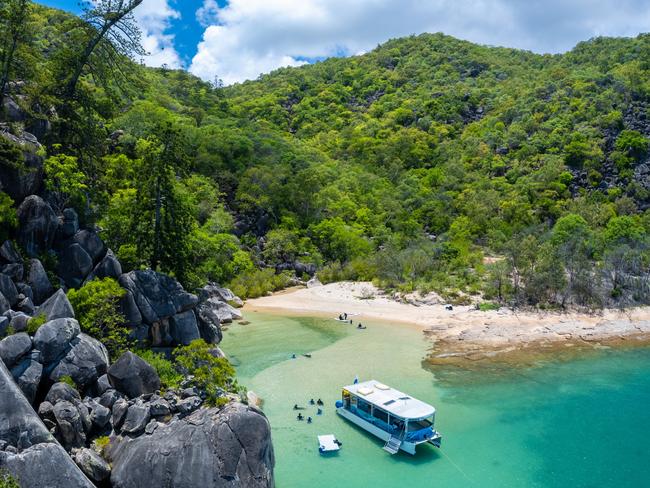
left=0, top=186, right=274, bottom=486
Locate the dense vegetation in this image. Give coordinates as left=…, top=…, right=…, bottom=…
left=2, top=2, right=650, bottom=309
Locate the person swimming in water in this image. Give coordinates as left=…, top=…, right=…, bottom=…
left=357, top=323, right=366, bottom=329
left=293, top=404, right=298, bottom=410
left=309, top=398, right=315, bottom=405
left=297, top=413, right=304, bottom=421
left=317, top=408, right=323, bottom=415
left=307, top=417, right=312, bottom=424
left=316, top=398, right=323, bottom=406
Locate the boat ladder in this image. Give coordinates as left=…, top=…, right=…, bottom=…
left=383, top=435, right=402, bottom=455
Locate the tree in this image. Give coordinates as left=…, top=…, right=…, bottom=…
left=62, top=0, right=145, bottom=99
left=133, top=123, right=194, bottom=281
left=43, top=152, right=87, bottom=213
left=67, top=277, right=128, bottom=359
left=174, top=339, right=238, bottom=406
left=0, top=0, right=30, bottom=97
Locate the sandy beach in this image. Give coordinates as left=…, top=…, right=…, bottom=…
left=244, top=281, right=650, bottom=363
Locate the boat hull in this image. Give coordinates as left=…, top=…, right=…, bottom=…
left=336, top=407, right=421, bottom=455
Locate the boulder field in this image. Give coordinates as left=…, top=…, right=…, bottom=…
left=0, top=192, right=274, bottom=487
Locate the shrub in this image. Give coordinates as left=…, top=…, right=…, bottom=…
left=58, top=375, right=77, bottom=390
left=93, top=435, right=111, bottom=455
left=0, top=469, right=19, bottom=488
left=0, top=192, right=17, bottom=242
left=27, top=314, right=47, bottom=336
left=229, top=268, right=293, bottom=299
left=478, top=302, right=501, bottom=311
left=67, top=278, right=128, bottom=359
left=174, top=339, right=237, bottom=406
left=136, top=349, right=183, bottom=389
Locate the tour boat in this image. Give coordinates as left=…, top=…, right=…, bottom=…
left=335, top=380, right=442, bottom=455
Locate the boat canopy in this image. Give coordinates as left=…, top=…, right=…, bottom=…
left=343, top=380, right=435, bottom=420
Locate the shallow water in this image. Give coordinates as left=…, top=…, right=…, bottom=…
left=222, top=312, right=650, bottom=488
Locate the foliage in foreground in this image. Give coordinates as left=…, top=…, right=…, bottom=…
left=67, top=278, right=128, bottom=359
left=174, top=339, right=238, bottom=406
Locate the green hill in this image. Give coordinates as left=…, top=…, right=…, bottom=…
left=2, top=3, right=650, bottom=308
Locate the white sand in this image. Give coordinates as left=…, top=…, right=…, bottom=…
left=244, top=281, right=650, bottom=355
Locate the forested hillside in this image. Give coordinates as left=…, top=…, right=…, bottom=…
left=2, top=2, right=650, bottom=308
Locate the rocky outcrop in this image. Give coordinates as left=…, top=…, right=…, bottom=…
left=0, top=130, right=44, bottom=204
left=0, top=360, right=94, bottom=487
left=16, top=195, right=59, bottom=257
left=108, top=403, right=274, bottom=488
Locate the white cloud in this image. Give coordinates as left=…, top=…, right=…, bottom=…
left=134, top=0, right=182, bottom=68
left=189, top=0, right=650, bottom=85
left=196, top=0, right=219, bottom=28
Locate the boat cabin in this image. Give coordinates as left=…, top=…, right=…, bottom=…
left=336, top=380, right=441, bottom=454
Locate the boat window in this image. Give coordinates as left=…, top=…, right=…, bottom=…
left=373, top=408, right=389, bottom=423
left=399, top=396, right=411, bottom=400
left=383, top=400, right=396, bottom=406
left=357, top=399, right=371, bottom=414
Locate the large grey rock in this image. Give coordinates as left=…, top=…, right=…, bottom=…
left=89, top=402, right=111, bottom=429
left=119, top=289, right=142, bottom=326
left=53, top=400, right=86, bottom=450
left=107, top=351, right=160, bottom=399
left=16, top=296, right=35, bottom=315
left=9, top=312, right=29, bottom=333
left=73, top=447, right=111, bottom=483
left=0, top=359, right=53, bottom=449
left=59, top=208, right=79, bottom=238
left=121, top=402, right=150, bottom=434
left=37, top=289, right=75, bottom=321
left=170, top=310, right=200, bottom=346
left=84, top=248, right=122, bottom=283
left=44, top=381, right=81, bottom=406
left=0, top=133, right=44, bottom=204
left=0, top=240, right=22, bottom=264
left=205, top=298, right=243, bottom=324
left=0, top=274, right=17, bottom=306
left=1, top=263, right=23, bottom=281
left=27, top=258, right=53, bottom=305
left=108, top=403, right=274, bottom=488
left=16, top=195, right=58, bottom=257
left=0, top=292, right=9, bottom=315
left=49, top=333, right=109, bottom=390
left=118, top=270, right=197, bottom=325
left=149, top=398, right=171, bottom=417
left=11, top=351, right=43, bottom=404
left=0, top=315, right=9, bottom=336
left=71, top=230, right=106, bottom=265
left=33, top=317, right=80, bottom=363
left=195, top=301, right=223, bottom=345
left=0, top=443, right=95, bottom=488
left=199, top=283, right=244, bottom=308
left=0, top=332, right=32, bottom=368
left=57, top=243, right=93, bottom=289
left=111, top=398, right=129, bottom=430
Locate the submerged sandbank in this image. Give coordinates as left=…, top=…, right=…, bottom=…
left=244, top=281, right=650, bottom=363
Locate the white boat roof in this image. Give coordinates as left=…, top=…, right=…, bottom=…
left=318, top=434, right=340, bottom=451
left=343, top=380, right=435, bottom=420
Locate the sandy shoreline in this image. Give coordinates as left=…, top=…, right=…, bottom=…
left=244, top=281, right=650, bottom=363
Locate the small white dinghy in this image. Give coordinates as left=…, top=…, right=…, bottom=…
left=318, top=434, right=341, bottom=454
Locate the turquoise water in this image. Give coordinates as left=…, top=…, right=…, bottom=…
left=222, top=312, right=650, bottom=488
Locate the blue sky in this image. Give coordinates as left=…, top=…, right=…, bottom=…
left=38, top=0, right=650, bottom=85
